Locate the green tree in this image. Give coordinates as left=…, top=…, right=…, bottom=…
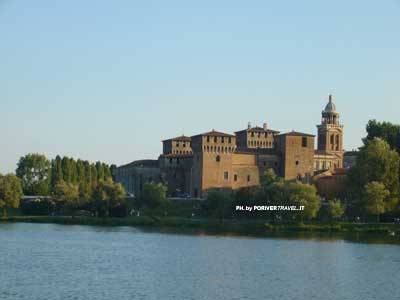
left=90, top=164, right=98, bottom=187
left=92, top=180, right=126, bottom=216
left=363, top=181, right=389, bottom=222
left=0, top=174, right=23, bottom=218
left=110, top=164, right=117, bottom=181
left=96, top=162, right=105, bottom=182
left=139, top=183, right=169, bottom=211
left=286, top=182, right=321, bottom=221
left=327, top=199, right=345, bottom=221
left=348, top=138, right=400, bottom=212
left=69, top=158, right=78, bottom=184
left=53, top=180, right=79, bottom=205
left=204, top=189, right=233, bottom=220
left=51, top=155, right=63, bottom=187
left=61, top=156, right=72, bottom=183
left=364, top=120, right=400, bottom=152
left=16, top=153, right=51, bottom=195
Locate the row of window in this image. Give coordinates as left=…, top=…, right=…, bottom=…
left=314, top=160, right=333, bottom=170
left=249, top=140, right=273, bottom=147
left=206, top=136, right=233, bottom=143
left=175, top=142, right=190, bottom=147
left=223, top=171, right=251, bottom=182
left=172, top=150, right=192, bottom=155
left=250, top=132, right=272, bottom=138
left=204, top=145, right=235, bottom=153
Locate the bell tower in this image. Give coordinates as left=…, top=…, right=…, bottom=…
left=317, top=95, right=344, bottom=168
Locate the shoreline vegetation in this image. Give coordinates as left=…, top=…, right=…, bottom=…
left=2, top=215, right=400, bottom=243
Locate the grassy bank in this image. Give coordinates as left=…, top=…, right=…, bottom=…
left=2, top=215, right=400, bottom=238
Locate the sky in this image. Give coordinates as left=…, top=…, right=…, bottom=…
left=1, top=0, right=399, bottom=174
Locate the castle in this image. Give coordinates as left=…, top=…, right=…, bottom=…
left=116, top=95, right=346, bottom=198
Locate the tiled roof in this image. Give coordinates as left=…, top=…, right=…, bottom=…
left=235, top=126, right=280, bottom=134
left=118, top=160, right=159, bottom=169
left=192, top=130, right=235, bottom=138
left=278, top=131, right=315, bottom=137
left=162, top=135, right=191, bottom=142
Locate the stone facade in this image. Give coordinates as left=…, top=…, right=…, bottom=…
left=235, top=123, right=279, bottom=150
left=162, top=135, right=193, bottom=155
left=116, top=95, right=346, bottom=198
left=276, top=132, right=315, bottom=182
left=114, top=160, right=161, bottom=197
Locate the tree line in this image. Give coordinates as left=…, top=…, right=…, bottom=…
left=0, top=154, right=125, bottom=217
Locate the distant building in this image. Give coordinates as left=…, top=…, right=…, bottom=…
left=116, top=95, right=347, bottom=198
left=114, top=160, right=160, bottom=197
left=344, top=151, right=358, bottom=169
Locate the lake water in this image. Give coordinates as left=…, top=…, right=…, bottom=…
left=0, top=223, right=399, bottom=300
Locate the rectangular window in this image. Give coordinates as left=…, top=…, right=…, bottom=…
left=234, top=174, right=238, bottom=181
left=207, top=136, right=210, bottom=142
left=302, top=137, right=308, bottom=147
left=247, top=175, right=251, bottom=182
left=214, top=136, right=217, bottom=143
left=228, top=137, right=232, bottom=143
left=221, top=137, right=225, bottom=143
left=224, top=171, right=229, bottom=180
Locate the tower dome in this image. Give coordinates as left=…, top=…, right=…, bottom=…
left=324, top=94, right=337, bottom=113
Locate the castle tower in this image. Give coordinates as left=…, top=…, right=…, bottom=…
left=317, top=95, right=344, bottom=168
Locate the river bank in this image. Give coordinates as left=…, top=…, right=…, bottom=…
left=2, top=215, right=400, bottom=240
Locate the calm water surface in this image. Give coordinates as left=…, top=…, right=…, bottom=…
left=0, top=223, right=399, bottom=300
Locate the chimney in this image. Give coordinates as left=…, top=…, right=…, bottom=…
left=263, top=123, right=268, bottom=130
left=247, top=122, right=251, bottom=129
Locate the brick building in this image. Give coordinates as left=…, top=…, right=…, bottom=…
left=116, top=95, right=346, bottom=198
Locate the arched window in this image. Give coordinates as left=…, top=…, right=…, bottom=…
left=216, top=155, right=221, bottom=162
left=335, top=135, right=340, bottom=150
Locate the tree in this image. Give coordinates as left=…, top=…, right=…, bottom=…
left=51, top=155, right=63, bottom=187
left=286, top=182, right=321, bottom=221
left=348, top=138, right=400, bottom=212
left=0, top=174, right=23, bottom=218
left=139, top=183, right=169, bottom=211
left=204, top=189, right=233, bottom=220
left=110, top=164, right=117, bottom=181
left=96, top=162, right=105, bottom=182
left=327, top=199, right=345, bottom=221
left=92, top=180, right=126, bottom=216
left=364, top=120, right=400, bottom=152
left=53, top=180, right=79, bottom=207
left=363, top=181, right=389, bottom=222
left=61, top=156, right=72, bottom=183
left=16, top=153, right=51, bottom=195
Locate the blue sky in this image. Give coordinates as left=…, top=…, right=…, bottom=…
left=1, top=0, right=399, bottom=173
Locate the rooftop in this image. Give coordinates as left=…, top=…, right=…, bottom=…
left=278, top=131, right=315, bottom=137
left=118, top=159, right=159, bottom=169
left=162, top=135, right=191, bottom=142
left=324, top=94, right=337, bottom=113
left=235, top=126, right=280, bottom=134
left=192, top=129, right=236, bottom=138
